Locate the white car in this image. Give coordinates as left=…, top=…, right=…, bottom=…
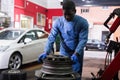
left=0, top=28, right=48, bottom=70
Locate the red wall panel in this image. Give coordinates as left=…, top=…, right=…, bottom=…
left=14, top=0, right=47, bottom=27
left=14, top=0, right=25, bottom=7
left=45, top=9, right=63, bottom=32
left=14, top=0, right=63, bottom=32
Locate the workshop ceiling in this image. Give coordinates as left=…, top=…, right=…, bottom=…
left=71, top=0, right=120, bottom=6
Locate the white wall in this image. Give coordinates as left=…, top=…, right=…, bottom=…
left=88, top=25, right=110, bottom=41
left=1, top=0, right=14, bottom=27
left=28, top=0, right=62, bottom=9
left=47, top=0, right=62, bottom=9
left=28, top=0, right=47, bottom=8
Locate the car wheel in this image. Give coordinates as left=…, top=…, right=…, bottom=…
left=35, top=77, right=42, bottom=80
left=85, top=47, right=88, bottom=50
left=1, top=70, right=27, bottom=80
left=8, top=53, right=22, bottom=69
left=99, top=46, right=105, bottom=51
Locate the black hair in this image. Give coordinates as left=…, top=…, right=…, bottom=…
left=62, top=0, right=76, bottom=10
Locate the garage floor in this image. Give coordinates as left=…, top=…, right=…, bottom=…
left=0, top=58, right=105, bottom=80
left=82, top=58, right=104, bottom=80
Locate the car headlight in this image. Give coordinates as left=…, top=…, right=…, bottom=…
left=0, top=46, right=9, bottom=52
left=97, top=44, right=100, bottom=47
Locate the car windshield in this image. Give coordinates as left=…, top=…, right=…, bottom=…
left=0, top=30, right=24, bottom=40
left=87, top=39, right=101, bottom=43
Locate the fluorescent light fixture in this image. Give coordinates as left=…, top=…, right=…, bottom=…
left=58, top=0, right=63, bottom=2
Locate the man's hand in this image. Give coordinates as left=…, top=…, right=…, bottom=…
left=71, top=54, right=80, bottom=72
left=38, top=52, right=48, bottom=63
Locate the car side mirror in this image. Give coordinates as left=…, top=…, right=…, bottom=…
left=24, top=38, right=32, bottom=43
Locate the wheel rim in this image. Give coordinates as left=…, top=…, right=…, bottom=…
left=9, top=54, right=21, bottom=69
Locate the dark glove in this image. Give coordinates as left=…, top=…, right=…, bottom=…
left=71, top=54, right=80, bottom=72
left=38, top=52, right=48, bottom=63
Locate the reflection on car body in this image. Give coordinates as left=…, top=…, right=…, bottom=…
left=0, top=28, right=48, bottom=70
left=85, top=39, right=106, bottom=51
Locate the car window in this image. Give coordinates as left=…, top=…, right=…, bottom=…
left=25, top=31, right=37, bottom=40
left=95, top=40, right=100, bottom=43
left=87, top=39, right=92, bottom=43
left=93, top=40, right=100, bottom=43
left=0, top=30, right=24, bottom=40
left=87, top=39, right=103, bottom=44
left=36, top=30, right=48, bottom=39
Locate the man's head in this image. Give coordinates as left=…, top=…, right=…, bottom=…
left=62, top=0, right=76, bottom=21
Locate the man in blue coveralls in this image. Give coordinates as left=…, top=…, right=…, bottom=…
left=38, top=0, right=89, bottom=79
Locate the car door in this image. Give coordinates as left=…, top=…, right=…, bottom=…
left=19, top=30, right=41, bottom=63
left=35, top=30, right=48, bottom=55
left=19, top=30, right=48, bottom=63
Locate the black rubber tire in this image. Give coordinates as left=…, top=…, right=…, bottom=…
left=35, top=77, right=45, bottom=80
left=85, top=47, right=88, bottom=50
left=1, top=70, right=27, bottom=80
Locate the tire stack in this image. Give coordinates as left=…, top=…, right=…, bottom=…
left=1, top=70, right=27, bottom=80
left=35, top=55, right=80, bottom=80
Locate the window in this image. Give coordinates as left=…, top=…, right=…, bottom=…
left=25, top=31, right=36, bottom=40
left=81, top=8, right=89, bottom=13
left=37, top=13, right=46, bottom=26
left=36, top=30, right=48, bottom=39
left=20, top=15, right=33, bottom=29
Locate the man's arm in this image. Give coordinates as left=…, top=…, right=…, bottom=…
left=75, top=19, right=89, bottom=55
left=44, top=19, right=59, bottom=54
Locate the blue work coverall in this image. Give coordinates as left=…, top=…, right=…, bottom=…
left=44, top=15, right=89, bottom=75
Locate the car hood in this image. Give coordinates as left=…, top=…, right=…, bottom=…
left=0, top=40, right=14, bottom=46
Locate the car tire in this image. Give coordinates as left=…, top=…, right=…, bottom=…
left=8, top=53, right=22, bottom=69
left=99, top=47, right=105, bottom=51
left=1, top=69, right=27, bottom=80
left=85, top=47, right=88, bottom=50
left=35, top=77, right=43, bottom=80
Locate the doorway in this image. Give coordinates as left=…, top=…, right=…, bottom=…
left=102, top=31, right=109, bottom=42
left=20, top=15, right=33, bottom=28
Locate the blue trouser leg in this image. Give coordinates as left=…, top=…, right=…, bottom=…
left=77, top=52, right=84, bottom=80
